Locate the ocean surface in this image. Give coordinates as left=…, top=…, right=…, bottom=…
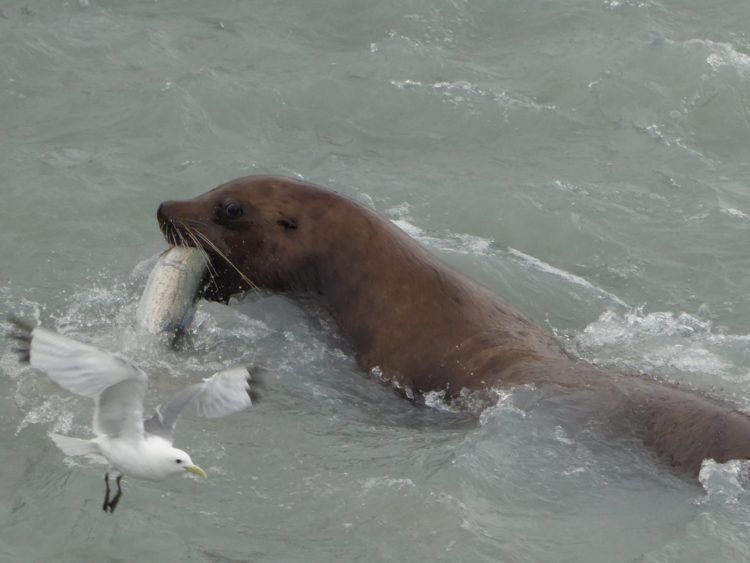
left=2, top=0, right=750, bottom=561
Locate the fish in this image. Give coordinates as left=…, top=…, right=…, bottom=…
left=136, top=246, right=208, bottom=345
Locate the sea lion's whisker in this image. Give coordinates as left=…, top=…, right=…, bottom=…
left=165, top=220, right=178, bottom=247
left=175, top=217, right=256, bottom=292
left=186, top=228, right=216, bottom=277
left=181, top=225, right=219, bottom=291
left=191, top=229, right=259, bottom=292
left=177, top=226, right=189, bottom=249
left=177, top=222, right=210, bottom=268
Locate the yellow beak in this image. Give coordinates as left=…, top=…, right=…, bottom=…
left=185, top=465, right=207, bottom=478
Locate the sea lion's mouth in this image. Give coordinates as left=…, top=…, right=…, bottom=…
left=161, top=220, right=258, bottom=303
left=159, top=215, right=197, bottom=249
left=158, top=221, right=212, bottom=299
left=157, top=202, right=259, bottom=303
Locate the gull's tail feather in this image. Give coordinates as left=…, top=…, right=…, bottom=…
left=246, top=366, right=265, bottom=404
left=7, top=315, right=34, bottom=363
left=49, top=433, right=98, bottom=457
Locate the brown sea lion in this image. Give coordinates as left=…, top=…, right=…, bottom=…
left=157, top=175, right=750, bottom=478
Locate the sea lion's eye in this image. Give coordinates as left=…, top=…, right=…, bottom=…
left=225, top=202, right=244, bottom=220
left=277, top=218, right=298, bottom=230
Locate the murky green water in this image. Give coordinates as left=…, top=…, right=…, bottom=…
left=2, top=0, right=750, bottom=561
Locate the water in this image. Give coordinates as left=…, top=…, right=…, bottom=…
left=2, top=0, right=750, bottom=560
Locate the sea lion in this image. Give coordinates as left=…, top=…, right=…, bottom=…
left=157, top=175, right=750, bottom=478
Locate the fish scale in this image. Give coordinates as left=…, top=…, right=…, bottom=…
left=136, top=247, right=208, bottom=344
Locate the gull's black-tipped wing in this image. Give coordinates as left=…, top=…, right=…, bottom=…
left=8, top=315, right=33, bottom=362
left=144, top=366, right=261, bottom=442
left=8, top=316, right=148, bottom=439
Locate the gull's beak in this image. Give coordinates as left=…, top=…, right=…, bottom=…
left=185, top=465, right=207, bottom=478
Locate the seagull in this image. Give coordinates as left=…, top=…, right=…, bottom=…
left=8, top=317, right=260, bottom=513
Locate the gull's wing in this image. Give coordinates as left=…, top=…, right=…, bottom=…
left=144, top=366, right=259, bottom=442
left=9, top=317, right=148, bottom=439
left=94, top=378, right=147, bottom=439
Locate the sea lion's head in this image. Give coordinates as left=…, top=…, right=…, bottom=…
left=157, top=175, right=357, bottom=302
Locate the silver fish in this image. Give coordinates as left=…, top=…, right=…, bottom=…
left=136, top=246, right=208, bottom=344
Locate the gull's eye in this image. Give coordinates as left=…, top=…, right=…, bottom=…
left=175, top=459, right=183, bottom=464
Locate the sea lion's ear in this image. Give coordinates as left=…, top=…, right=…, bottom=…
left=277, top=217, right=298, bottom=230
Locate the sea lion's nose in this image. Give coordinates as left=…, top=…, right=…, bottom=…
left=157, top=201, right=173, bottom=226
left=157, top=199, right=208, bottom=229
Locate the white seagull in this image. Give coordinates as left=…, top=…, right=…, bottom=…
left=9, top=317, right=260, bottom=513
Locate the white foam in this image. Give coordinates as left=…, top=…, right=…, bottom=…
left=619, top=1, right=648, bottom=8
left=422, top=390, right=455, bottom=411
left=580, top=310, right=711, bottom=346
left=16, top=396, right=75, bottom=436
left=508, top=248, right=628, bottom=307
left=478, top=388, right=530, bottom=425
left=699, top=459, right=750, bottom=503
left=662, top=346, right=731, bottom=374
left=554, top=425, right=574, bottom=445
left=721, top=208, right=750, bottom=219
left=573, top=309, right=743, bottom=381
left=389, top=79, right=555, bottom=111
left=683, top=39, right=750, bottom=74
left=706, top=46, right=750, bottom=73
left=361, top=477, right=416, bottom=492
left=390, top=218, right=494, bottom=256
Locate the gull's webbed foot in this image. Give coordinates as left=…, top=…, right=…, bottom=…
left=107, top=475, right=123, bottom=513
left=102, top=473, right=111, bottom=512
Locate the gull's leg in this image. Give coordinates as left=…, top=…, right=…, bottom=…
left=102, top=473, right=111, bottom=512
left=107, top=474, right=124, bottom=513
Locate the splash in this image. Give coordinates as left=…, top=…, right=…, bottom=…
left=389, top=78, right=555, bottom=113
left=507, top=248, right=628, bottom=308
left=698, top=459, right=750, bottom=504
left=16, top=396, right=75, bottom=436
left=389, top=216, right=494, bottom=256
left=573, top=310, right=733, bottom=377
